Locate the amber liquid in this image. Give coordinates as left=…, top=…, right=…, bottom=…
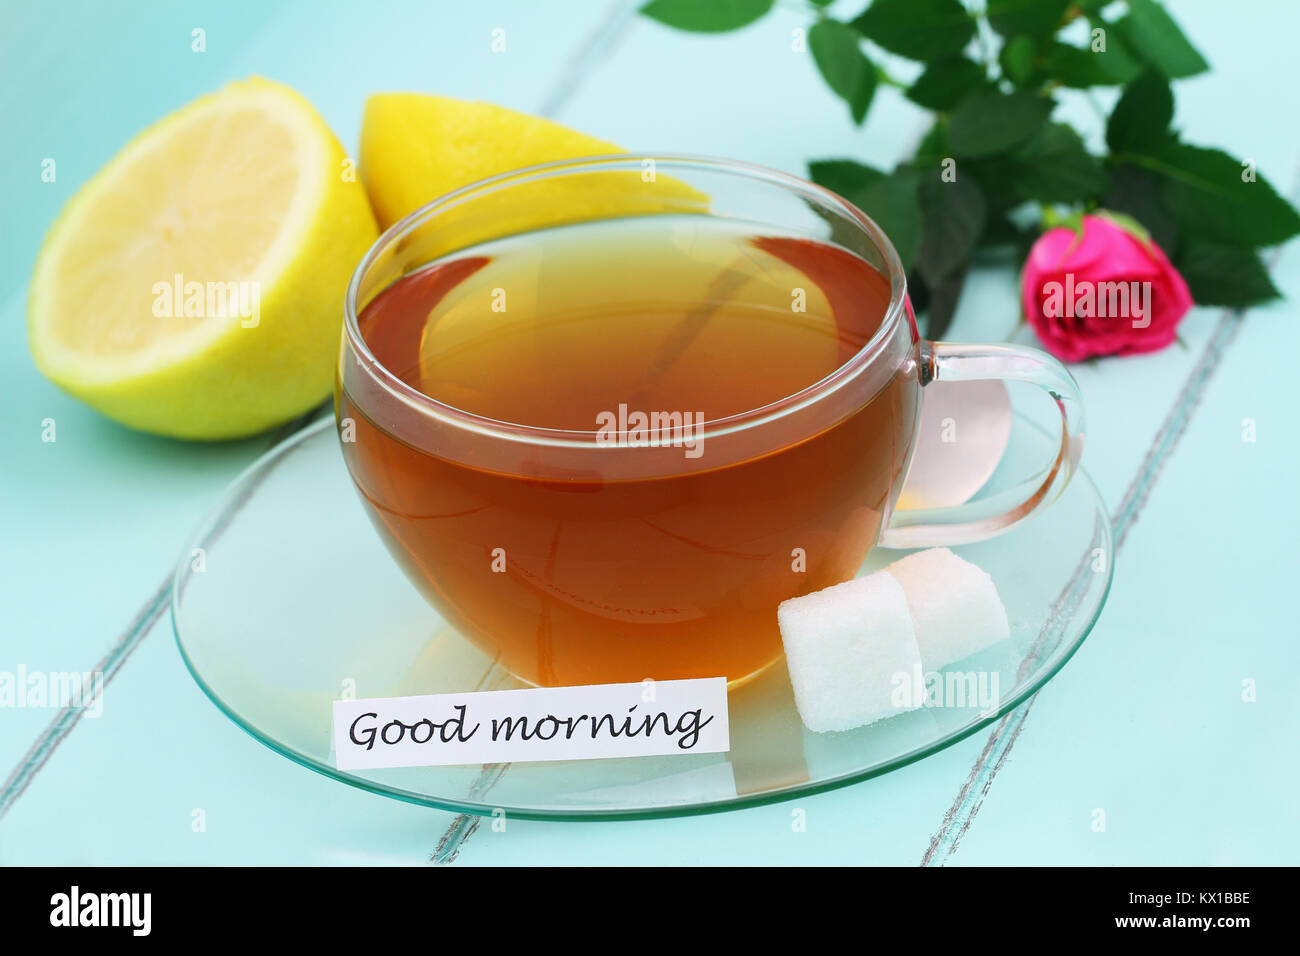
left=339, top=217, right=918, bottom=686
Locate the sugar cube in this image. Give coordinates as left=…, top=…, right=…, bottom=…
left=777, top=571, right=922, bottom=733
left=886, top=547, right=1010, bottom=670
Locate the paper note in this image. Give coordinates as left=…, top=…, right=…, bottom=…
left=332, top=677, right=730, bottom=770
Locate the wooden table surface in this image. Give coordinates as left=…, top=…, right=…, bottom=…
left=2, top=0, right=1296, bottom=864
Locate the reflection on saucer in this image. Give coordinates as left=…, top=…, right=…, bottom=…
left=567, top=761, right=737, bottom=805
left=727, top=658, right=810, bottom=793
left=897, top=380, right=1012, bottom=510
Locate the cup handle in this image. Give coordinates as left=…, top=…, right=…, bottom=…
left=878, top=340, right=1086, bottom=549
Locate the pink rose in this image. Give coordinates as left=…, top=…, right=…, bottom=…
left=1021, top=213, right=1194, bottom=363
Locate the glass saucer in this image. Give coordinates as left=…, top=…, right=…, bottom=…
left=172, top=414, right=1113, bottom=820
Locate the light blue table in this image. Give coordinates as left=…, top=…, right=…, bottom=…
left=2, top=0, right=1297, bottom=865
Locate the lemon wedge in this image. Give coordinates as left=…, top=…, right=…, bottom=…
left=28, top=77, right=378, bottom=439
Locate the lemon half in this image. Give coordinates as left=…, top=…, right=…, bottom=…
left=28, top=77, right=377, bottom=440
left=360, top=94, right=709, bottom=260
left=361, top=93, right=628, bottom=230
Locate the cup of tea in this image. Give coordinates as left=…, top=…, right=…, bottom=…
left=336, top=156, right=1083, bottom=688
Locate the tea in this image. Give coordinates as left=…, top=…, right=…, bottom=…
left=339, top=216, right=918, bottom=686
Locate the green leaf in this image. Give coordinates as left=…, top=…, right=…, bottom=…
left=1104, top=164, right=1179, bottom=253
left=986, top=0, right=1070, bottom=38
left=809, top=0, right=834, bottom=6
left=807, top=162, right=920, bottom=266
left=906, top=56, right=987, bottom=111
left=961, top=153, right=1026, bottom=216
left=852, top=0, right=975, bottom=61
left=918, top=168, right=986, bottom=284
left=1106, top=70, right=1173, bottom=153
left=913, top=119, right=950, bottom=166
left=1138, top=142, right=1300, bottom=247
left=1176, top=237, right=1280, bottom=307
left=807, top=159, right=885, bottom=197
left=1093, top=209, right=1153, bottom=245
left=1042, top=40, right=1140, bottom=87
left=906, top=267, right=932, bottom=313
left=998, top=35, right=1040, bottom=87
left=1114, top=0, right=1208, bottom=78
left=809, top=20, right=877, bottom=124
left=1009, top=123, right=1110, bottom=202
left=948, top=91, right=1053, bottom=159
left=918, top=263, right=970, bottom=340
left=990, top=214, right=1036, bottom=259
left=640, top=0, right=774, bottom=32
left=852, top=167, right=923, bottom=270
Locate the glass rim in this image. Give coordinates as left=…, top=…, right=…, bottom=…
left=342, top=153, right=911, bottom=448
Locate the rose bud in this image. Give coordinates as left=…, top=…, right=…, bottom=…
left=1020, top=212, right=1194, bottom=363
